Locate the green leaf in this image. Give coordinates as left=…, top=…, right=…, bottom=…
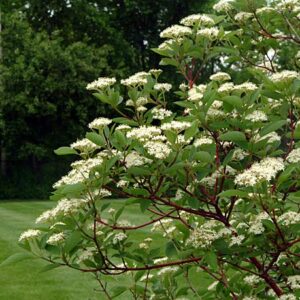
left=194, top=151, right=213, bottom=163
left=127, top=167, right=152, bottom=176
left=206, top=252, right=218, bottom=271
left=111, top=286, right=127, bottom=299
left=54, top=147, right=77, bottom=156
left=160, top=57, right=178, bottom=67
left=222, top=96, right=243, bottom=109
left=140, top=199, right=151, bottom=213
left=184, top=121, right=199, bottom=140
left=165, top=241, right=178, bottom=257
left=64, top=231, right=82, bottom=253
left=101, top=203, right=110, bottom=212
left=115, top=207, right=125, bottom=221
left=39, top=263, right=61, bottom=273
left=219, top=131, right=246, bottom=142
left=223, top=149, right=234, bottom=165
left=134, top=270, right=146, bottom=282
left=86, top=132, right=105, bottom=147
left=260, top=120, right=286, bottom=137
left=61, top=183, right=85, bottom=195
left=0, top=253, right=35, bottom=267
left=93, top=92, right=111, bottom=104
left=113, top=117, right=138, bottom=126
left=113, top=131, right=127, bottom=147
left=188, top=197, right=200, bottom=209
left=218, top=189, right=249, bottom=198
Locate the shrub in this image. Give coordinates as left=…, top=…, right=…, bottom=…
left=16, top=0, right=300, bottom=299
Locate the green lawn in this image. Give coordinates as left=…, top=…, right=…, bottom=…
left=0, top=200, right=148, bottom=300
left=0, top=200, right=210, bottom=300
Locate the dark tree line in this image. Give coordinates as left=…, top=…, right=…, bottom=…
left=0, top=0, right=212, bottom=198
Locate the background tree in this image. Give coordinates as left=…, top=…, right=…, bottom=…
left=0, top=0, right=211, bottom=199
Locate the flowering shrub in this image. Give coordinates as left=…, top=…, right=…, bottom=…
left=16, top=0, right=300, bottom=299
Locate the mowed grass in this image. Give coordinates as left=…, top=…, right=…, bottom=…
left=0, top=200, right=151, bottom=300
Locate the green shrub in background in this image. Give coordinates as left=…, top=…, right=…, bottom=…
left=11, top=0, right=300, bottom=298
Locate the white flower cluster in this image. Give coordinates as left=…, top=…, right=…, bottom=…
left=270, top=70, right=299, bottom=83
left=141, top=274, right=154, bottom=281
left=125, top=152, right=152, bottom=168
left=197, top=27, right=219, bottom=40
left=234, top=12, right=253, bottom=22
left=234, top=82, right=258, bottom=92
left=245, top=111, right=268, bottom=122
left=78, top=249, right=94, bottom=263
left=158, top=40, right=174, bottom=50
left=256, top=7, right=275, bottom=14
left=244, top=275, right=261, bottom=286
left=161, top=121, right=191, bottom=132
left=151, top=218, right=177, bottom=237
left=248, top=212, right=270, bottom=235
left=98, top=188, right=112, bottom=198
left=275, top=0, right=299, bottom=11
left=229, top=234, right=245, bottom=246
left=206, top=106, right=226, bottom=119
left=121, top=71, right=149, bottom=87
left=187, top=221, right=231, bottom=248
left=88, top=117, right=112, bottom=129
left=279, top=294, right=296, bottom=300
left=213, top=0, right=234, bottom=13
left=86, top=77, right=116, bottom=90
left=175, top=134, right=192, bottom=146
left=194, top=137, right=213, bottom=147
left=160, top=25, right=192, bottom=39
left=234, top=157, right=284, bottom=187
left=54, top=157, right=103, bottom=188
left=144, top=141, right=171, bottom=159
left=232, top=148, right=248, bottom=160
left=157, top=266, right=179, bottom=276
left=180, top=14, right=215, bottom=27
left=139, top=238, right=152, bottom=250
left=152, top=107, right=172, bottom=120
left=154, top=83, right=172, bottom=92
left=71, top=157, right=103, bottom=170
left=36, top=198, right=87, bottom=224
left=218, top=82, right=234, bottom=93
left=19, top=229, right=41, bottom=242
left=70, top=138, right=98, bottom=152
left=153, top=257, right=168, bottom=264
left=116, top=179, right=128, bottom=188
left=149, top=69, right=162, bottom=77
left=286, top=148, right=300, bottom=163
left=210, top=72, right=231, bottom=81
left=257, top=132, right=281, bottom=143
left=127, top=126, right=162, bottom=142
left=278, top=211, right=300, bottom=226
left=126, top=96, right=149, bottom=112
left=112, top=232, right=127, bottom=244
left=116, top=124, right=131, bottom=131
left=201, top=166, right=237, bottom=187
left=287, top=275, right=300, bottom=290
left=188, top=84, right=207, bottom=101
left=218, top=82, right=257, bottom=93
left=47, top=232, right=65, bottom=245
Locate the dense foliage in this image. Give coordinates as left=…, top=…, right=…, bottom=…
left=10, top=0, right=300, bottom=298
left=0, top=0, right=209, bottom=198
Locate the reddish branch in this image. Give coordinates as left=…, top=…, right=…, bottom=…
left=96, top=209, right=176, bottom=230
left=249, top=257, right=283, bottom=296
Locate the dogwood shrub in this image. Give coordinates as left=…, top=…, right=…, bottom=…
left=18, top=0, right=300, bottom=299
